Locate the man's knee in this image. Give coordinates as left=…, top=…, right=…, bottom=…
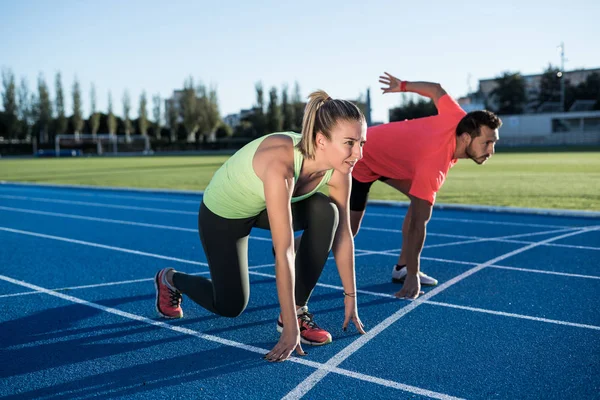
left=350, top=210, right=364, bottom=236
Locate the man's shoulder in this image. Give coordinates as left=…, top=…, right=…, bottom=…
left=437, top=94, right=467, bottom=117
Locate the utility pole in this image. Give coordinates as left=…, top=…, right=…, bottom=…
left=558, top=42, right=566, bottom=112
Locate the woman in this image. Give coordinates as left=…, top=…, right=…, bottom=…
left=155, top=90, right=367, bottom=362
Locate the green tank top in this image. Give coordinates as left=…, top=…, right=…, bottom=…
left=203, top=132, right=334, bottom=219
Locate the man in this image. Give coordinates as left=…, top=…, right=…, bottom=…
left=350, top=72, right=502, bottom=300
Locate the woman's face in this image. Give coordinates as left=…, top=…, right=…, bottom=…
left=318, top=119, right=367, bottom=174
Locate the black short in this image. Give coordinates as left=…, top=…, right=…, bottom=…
left=350, top=176, right=390, bottom=212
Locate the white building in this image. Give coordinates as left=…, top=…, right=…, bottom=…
left=478, top=67, right=600, bottom=113
left=223, top=108, right=256, bottom=129
left=497, top=110, right=600, bottom=147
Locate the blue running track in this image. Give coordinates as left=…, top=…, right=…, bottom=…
left=0, top=183, right=598, bottom=399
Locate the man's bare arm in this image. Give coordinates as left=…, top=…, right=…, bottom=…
left=395, top=196, right=432, bottom=299
left=380, top=72, right=447, bottom=104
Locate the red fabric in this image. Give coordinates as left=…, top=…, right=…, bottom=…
left=353, top=94, right=466, bottom=204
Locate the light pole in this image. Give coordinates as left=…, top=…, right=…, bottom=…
left=558, top=42, right=566, bottom=112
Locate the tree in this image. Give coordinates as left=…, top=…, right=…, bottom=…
left=199, top=84, right=221, bottom=142
left=152, top=94, right=162, bottom=139
left=574, top=72, right=600, bottom=110
left=215, top=122, right=233, bottom=138
left=281, top=84, right=294, bottom=131
left=389, top=96, right=437, bottom=122
left=55, top=72, right=67, bottom=136
left=17, top=78, right=31, bottom=140
left=72, top=77, right=84, bottom=138
left=180, top=77, right=199, bottom=142
left=1, top=68, right=18, bottom=139
left=490, top=72, right=527, bottom=114
left=37, top=74, right=53, bottom=143
left=195, top=83, right=208, bottom=143
left=537, top=64, right=561, bottom=109
left=292, top=81, right=304, bottom=132
left=166, top=98, right=178, bottom=142
left=107, top=91, right=116, bottom=136
left=28, top=92, right=39, bottom=141
left=123, top=90, right=132, bottom=141
left=251, top=82, right=267, bottom=137
left=266, top=86, right=282, bottom=134
left=138, top=91, right=148, bottom=136
left=90, top=83, right=100, bottom=138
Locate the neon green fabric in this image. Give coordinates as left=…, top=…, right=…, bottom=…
left=203, top=132, right=334, bottom=219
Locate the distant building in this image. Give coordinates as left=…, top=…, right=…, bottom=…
left=457, top=95, right=486, bottom=112
left=478, top=67, right=600, bottom=113
left=223, top=108, right=256, bottom=129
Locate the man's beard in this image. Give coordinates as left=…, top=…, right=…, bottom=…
left=466, top=145, right=488, bottom=165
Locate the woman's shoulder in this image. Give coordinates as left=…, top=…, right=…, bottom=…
left=257, top=132, right=297, bottom=154
left=263, top=131, right=299, bottom=145
left=254, top=133, right=296, bottom=180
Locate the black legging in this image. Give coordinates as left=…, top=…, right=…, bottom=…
left=172, top=192, right=339, bottom=318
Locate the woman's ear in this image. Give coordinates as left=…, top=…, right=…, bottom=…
left=315, top=132, right=326, bottom=149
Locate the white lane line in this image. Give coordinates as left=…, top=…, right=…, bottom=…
left=424, top=301, right=600, bottom=331
left=360, top=225, right=598, bottom=251
left=423, top=255, right=600, bottom=279
left=500, top=240, right=600, bottom=252
left=5, top=221, right=594, bottom=295
left=0, top=264, right=277, bottom=299
left=0, top=274, right=463, bottom=400
left=354, top=249, right=600, bottom=280
left=0, top=205, right=199, bottom=230
left=0, top=206, right=271, bottom=242
left=281, top=225, right=599, bottom=400
left=5, top=265, right=598, bottom=332
left=4, top=225, right=594, bottom=299
left=3, top=205, right=596, bottom=252
left=360, top=226, right=480, bottom=239
left=0, top=227, right=209, bottom=267
left=0, top=195, right=198, bottom=215
left=487, top=265, right=600, bottom=280
left=0, top=187, right=202, bottom=204
left=421, top=226, right=579, bottom=249
left=232, top=271, right=600, bottom=331
left=2, top=194, right=591, bottom=230
left=0, top=273, right=211, bottom=299
left=5, top=203, right=600, bottom=250
left=365, top=212, right=577, bottom=229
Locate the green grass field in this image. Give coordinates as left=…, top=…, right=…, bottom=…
left=1, top=152, right=599, bottom=211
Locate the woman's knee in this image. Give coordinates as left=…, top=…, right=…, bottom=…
left=215, top=293, right=248, bottom=318
left=307, top=193, right=339, bottom=227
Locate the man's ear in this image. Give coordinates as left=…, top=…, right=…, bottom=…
left=460, top=132, right=472, bottom=145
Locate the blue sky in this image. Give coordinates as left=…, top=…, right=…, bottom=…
left=1, top=0, right=599, bottom=124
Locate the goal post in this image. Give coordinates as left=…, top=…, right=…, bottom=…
left=54, top=134, right=152, bottom=157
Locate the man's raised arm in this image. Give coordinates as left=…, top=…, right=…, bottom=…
left=380, top=72, right=447, bottom=104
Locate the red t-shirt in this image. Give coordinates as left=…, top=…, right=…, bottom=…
left=353, top=94, right=466, bottom=204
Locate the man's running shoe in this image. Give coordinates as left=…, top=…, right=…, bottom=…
left=391, top=265, right=438, bottom=286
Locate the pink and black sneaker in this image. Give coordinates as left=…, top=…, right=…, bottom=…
left=155, top=268, right=183, bottom=319
left=277, top=306, right=332, bottom=346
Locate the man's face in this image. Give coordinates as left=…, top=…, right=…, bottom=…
left=465, top=126, right=499, bottom=165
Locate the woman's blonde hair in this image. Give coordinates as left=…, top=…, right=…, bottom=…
left=297, top=90, right=365, bottom=159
